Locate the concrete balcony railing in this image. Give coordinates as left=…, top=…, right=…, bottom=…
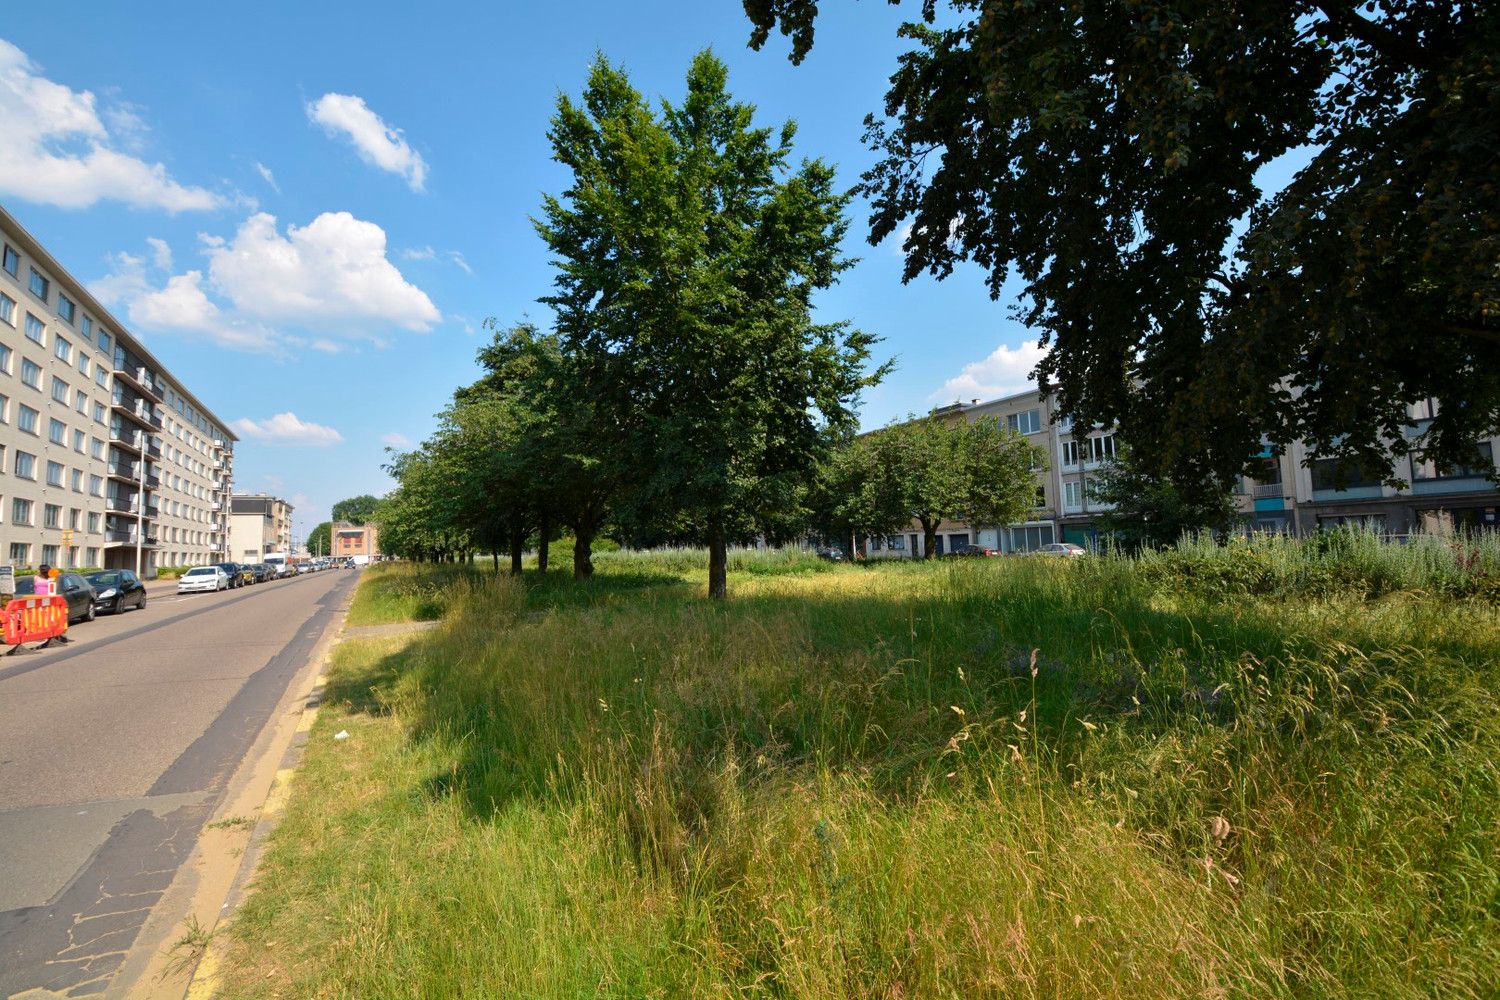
left=1252, top=482, right=1285, bottom=499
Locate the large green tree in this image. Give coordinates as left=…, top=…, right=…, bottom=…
left=331, top=495, right=381, bottom=525
left=747, top=2, right=1500, bottom=497
left=537, top=51, right=885, bottom=598
left=305, top=521, right=331, bottom=557
left=1088, top=449, right=1241, bottom=550
left=874, top=416, right=1044, bottom=559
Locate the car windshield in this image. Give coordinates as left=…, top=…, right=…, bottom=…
left=13, top=577, right=36, bottom=595
left=86, top=572, right=122, bottom=586
left=185, top=568, right=216, bottom=577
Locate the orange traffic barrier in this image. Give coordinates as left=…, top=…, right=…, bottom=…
left=4, top=595, right=69, bottom=651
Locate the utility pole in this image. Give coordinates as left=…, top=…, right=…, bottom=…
left=135, top=429, right=145, bottom=578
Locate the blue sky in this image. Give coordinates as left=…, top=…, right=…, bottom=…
left=0, top=1, right=1040, bottom=538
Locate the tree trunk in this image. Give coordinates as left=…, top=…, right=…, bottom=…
left=708, top=519, right=728, bottom=600
left=573, top=529, right=594, bottom=580
left=509, top=524, right=524, bottom=576
left=492, top=550, right=499, bottom=575
left=538, top=511, right=551, bottom=573
left=921, top=518, right=938, bottom=561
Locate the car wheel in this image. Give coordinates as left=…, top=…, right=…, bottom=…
left=85, top=603, right=96, bottom=623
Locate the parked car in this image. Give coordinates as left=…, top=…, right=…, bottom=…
left=178, top=566, right=229, bottom=593
left=951, top=546, right=1001, bottom=558
left=84, top=570, right=147, bottom=613
left=1037, top=542, right=1087, bottom=557
left=213, top=562, right=245, bottom=588
left=14, top=573, right=97, bottom=623
left=246, top=563, right=271, bottom=584
left=815, top=548, right=846, bottom=562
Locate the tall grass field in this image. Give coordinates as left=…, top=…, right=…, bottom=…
left=217, top=534, right=1500, bottom=998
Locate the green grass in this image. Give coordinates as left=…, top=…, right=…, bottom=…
left=219, top=542, right=1500, bottom=998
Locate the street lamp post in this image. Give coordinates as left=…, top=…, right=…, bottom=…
left=135, top=431, right=145, bottom=578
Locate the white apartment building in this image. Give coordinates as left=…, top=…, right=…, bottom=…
left=0, top=204, right=235, bottom=576
left=228, top=494, right=294, bottom=562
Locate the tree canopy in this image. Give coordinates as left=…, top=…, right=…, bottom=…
left=305, top=521, right=331, bottom=557
left=536, top=50, right=885, bottom=597
left=746, top=1, right=1499, bottom=497
left=331, top=495, right=381, bottom=525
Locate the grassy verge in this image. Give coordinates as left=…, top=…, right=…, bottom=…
left=217, top=548, right=1500, bottom=998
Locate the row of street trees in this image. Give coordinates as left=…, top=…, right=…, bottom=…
left=379, top=52, right=886, bottom=598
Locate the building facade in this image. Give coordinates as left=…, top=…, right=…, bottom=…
left=228, top=494, right=294, bottom=562
left=331, top=521, right=379, bottom=561
left=863, top=389, right=1500, bottom=556
left=0, top=204, right=235, bottom=576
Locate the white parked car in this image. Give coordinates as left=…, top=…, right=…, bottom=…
left=1037, top=542, right=1088, bottom=557
left=178, top=566, right=229, bottom=593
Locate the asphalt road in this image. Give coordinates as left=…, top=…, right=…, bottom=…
left=0, top=568, right=359, bottom=998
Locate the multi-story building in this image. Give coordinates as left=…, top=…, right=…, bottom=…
left=863, top=388, right=1500, bottom=555
left=0, top=203, right=235, bottom=576
left=331, top=520, right=379, bottom=561
left=228, top=493, right=294, bottom=562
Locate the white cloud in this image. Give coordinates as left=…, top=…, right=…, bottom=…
left=232, top=412, right=344, bottom=447
left=401, top=245, right=436, bottom=261
left=0, top=39, right=224, bottom=212
left=146, top=236, right=173, bottom=271
left=306, top=93, right=427, bottom=192
left=91, top=211, right=440, bottom=354
left=207, top=212, right=440, bottom=331
left=931, top=339, right=1048, bottom=404
left=381, top=432, right=411, bottom=448
left=446, top=250, right=472, bottom=275
left=254, top=161, right=280, bottom=193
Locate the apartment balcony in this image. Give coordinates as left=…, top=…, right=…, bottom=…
left=105, top=494, right=140, bottom=514
left=106, top=461, right=141, bottom=483
left=211, top=500, right=223, bottom=512
left=109, top=425, right=144, bottom=453
left=103, top=528, right=159, bottom=547
left=144, top=439, right=162, bottom=460
left=144, top=471, right=161, bottom=490
left=1252, top=482, right=1285, bottom=499
left=212, top=458, right=224, bottom=470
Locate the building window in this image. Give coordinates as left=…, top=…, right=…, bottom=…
left=93, top=402, right=105, bottom=423
left=1064, top=481, right=1083, bottom=508
left=24, top=312, right=45, bottom=344
left=98, top=332, right=112, bottom=354
left=0, top=344, right=9, bottom=373
left=18, top=405, right=38, bottom=434
left=51, top=376, right=68, bottom=403
left=2, top=244, right=18, bottom=277
left=12, top=497, right=33, bottom=524
left=71, top=468, right=82, bottom=491
left=0, top=292, right=14, bottom=326
left=72, top=429, right=84, bottom=452
left=86, top=546, right=99, bottom=565
left=75, top=389, right=87, bottom=414
left=57, top=295, right=75, bottom=325
left=9, top=542, right=30, bottom=565
left=1089, top=434, right=1117, bottom=464
left=15, top=451, right=35, bottom=479
left=1411, top=443, right=1494, bottom=482
left=54, top=337, right=71, bottom=363
left=46, top=461, right=64, bottom=486
left=0, top=394, right=7, bottom=422
left=21, top=359, right=40, bottom=388
left=77, top=353, right=89, bottom=376
left=80, top=316, right=92, bottom=342
left=95, top=366, right=108, bottom=388
left=41, top=544, right=59, bottom=566
left=89, top=474, right=104, bottom=497
left=90, top=437, right=104, bottom=459
left=1007, top=409, right=1042, bottom=435
left=1061, top=439, right=1082, bottom=467
left=28, top=268, right=49, bottom=302
left=1034, top=485, right=1047, bottom=508
left=48, top=418, right=65, bottom=444
left=88, top=512, right=101, bottom=532
left=69, top=508, right=81, bottom=529
left=44, top=503, right=61, bottom=528
left=1311, top=458, right=1382, bottom=492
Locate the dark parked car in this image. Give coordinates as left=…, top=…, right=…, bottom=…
left=950, top=546, right=1000, bottom=558
left=246, top=563, right=271, bottom=584
left=214, top=562, right=245, bottom=589
left=84, top=570, right=147, bottom=614
left=815, top=548, right=846, bottom=562
left=15, top=573, right=98, bottom=623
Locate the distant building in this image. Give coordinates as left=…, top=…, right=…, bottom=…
left=0, top=203, right=235, bottom=576
left=331, top=520, right=378, bottom=560
left=860, top=388, right=1500, bottom=556
left=229, top=493, right=294, bottom=561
